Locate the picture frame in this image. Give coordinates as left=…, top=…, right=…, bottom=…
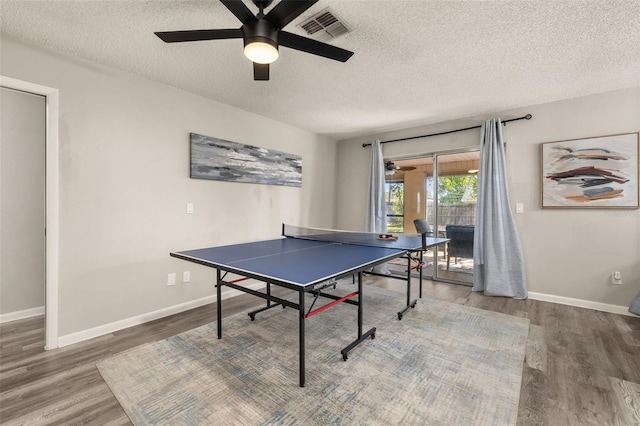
left=190, top=133, right=302, bottom=187
left=540, top=132, right=639, bottom=208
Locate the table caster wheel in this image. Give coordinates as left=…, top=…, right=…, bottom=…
left=248, top=314, right=255, bottom=321
left=342, top=353, right=348, bottom=361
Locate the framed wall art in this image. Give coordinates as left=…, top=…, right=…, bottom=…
left=540, top=132, right=639, bottom=208
left=190, top=133, right=302, bottom=187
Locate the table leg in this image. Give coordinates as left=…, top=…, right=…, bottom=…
left=299, top=290, right=305, bottom=387
left=419, top=250, right=424, bottom=299
left=247, top=283, right=285, bottom=321
left=216, top=269, right=222, bottom=339
left=397, top=255, right=417, bottom=320
left=357, top=272, right=363, bottom=338
left=406, top=257, right=411, bottom=307
left=340, top=272, right=376, bottom=361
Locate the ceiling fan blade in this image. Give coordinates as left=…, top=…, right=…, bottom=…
left=155, top=29, right=242, bottom=43
left=279, top=31, right=354, bottom=62
left=254, top=63, right=269, bottom=80
left=220, top=0, right=256, bottom=24
left=265, top=0, right=319, bottom=29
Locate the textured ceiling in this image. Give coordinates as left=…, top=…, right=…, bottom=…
left=1, top=0, right=639, bottom=140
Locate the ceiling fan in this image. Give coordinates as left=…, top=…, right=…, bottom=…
left=385, top=161, right=416, bottom=175
left=154, top=0, right=354, bottom=81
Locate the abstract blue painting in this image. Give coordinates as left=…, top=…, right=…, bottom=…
left=190, top=133, right=302, bottom=187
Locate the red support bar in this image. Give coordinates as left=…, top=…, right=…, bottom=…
left=409, top=261, right=425, bottom=271
left=304, top=292, right=358, bottom=319
left=229, top=277, right=251, bottom=284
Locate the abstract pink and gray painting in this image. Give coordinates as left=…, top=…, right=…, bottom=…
left=541, top=133, right=639, bottom=208
left=190, top=133, right=302, bottom=187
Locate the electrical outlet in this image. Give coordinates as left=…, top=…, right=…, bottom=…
left=186, top=203, right=194, bottom=214
left=167, top=273, right=176, bottom=286
left=183, top=271, right=191, bottom=283
left=612, top=271, right=623, bottom=285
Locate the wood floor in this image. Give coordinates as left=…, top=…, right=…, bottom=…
left=1, top=277, right=639, bottom=425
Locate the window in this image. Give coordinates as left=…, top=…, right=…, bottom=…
left=385, top=181, right=404, bottom=233
left=430, top=173, right=478, bottom=227
left=436, top=175, right=478, bottom=204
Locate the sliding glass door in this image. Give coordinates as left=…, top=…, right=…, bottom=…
left=432, top=151, right=478, bottom=285
left=384, top=148, right=479, bottom=286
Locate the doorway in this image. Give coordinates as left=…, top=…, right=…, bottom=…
left=0, top=87, right=46, bottom=326
left=1, top=76, right=59, bottom=349
left=385, top=148, right=479, bottom=286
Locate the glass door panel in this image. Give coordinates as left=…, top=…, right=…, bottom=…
left=433, top=151, right=479, bottom=285
left=384, top=157, right=436, bottom=279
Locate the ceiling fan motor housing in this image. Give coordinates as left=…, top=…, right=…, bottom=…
left=252, top=0, right=274, bottom=9
left=242, top=19, right=279, bottom=51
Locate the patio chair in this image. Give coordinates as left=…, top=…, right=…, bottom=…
left=413, top=219, right=434, bottom=236
left=399, top=219, right=435, bottom=273
left=445, top=224, right=474, bottom=269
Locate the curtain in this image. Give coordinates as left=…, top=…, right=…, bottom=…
left=630, top=290, right=640, bottom=316
left=472, top=119, right=527, bottom=298
left=366, top=140, right=389, bottom=274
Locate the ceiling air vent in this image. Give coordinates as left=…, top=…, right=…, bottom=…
left=298, top=8, right=351, bottom=42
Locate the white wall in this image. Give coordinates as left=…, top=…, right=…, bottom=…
left=337, top=87, right=640, bottom=309
left=0, top=36, right=337, bottom=337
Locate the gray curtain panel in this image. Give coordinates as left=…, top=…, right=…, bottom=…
left=630, top=290, right=640, bottom=315
left=472, top=119, right=528, bottom=299
left=365, top=140, right=387, bottom=234
left=366, top=140, right=389, bottom=274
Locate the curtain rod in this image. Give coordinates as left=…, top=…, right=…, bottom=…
left=361, top=114, right=532, bottom=148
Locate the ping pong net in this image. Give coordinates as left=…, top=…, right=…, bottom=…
left=282, top=224, right=427, bottom=250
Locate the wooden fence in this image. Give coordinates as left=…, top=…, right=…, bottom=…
left=389, top=202, right=476, bottom=233
left=427, top=202, right=476, bottom=227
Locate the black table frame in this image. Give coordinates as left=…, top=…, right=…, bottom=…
left=209, top=256, right=401, bottom=387
left=365, top=249, right=426, bottom=320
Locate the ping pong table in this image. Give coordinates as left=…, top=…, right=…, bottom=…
left=170, top=224, right=448, bottom=387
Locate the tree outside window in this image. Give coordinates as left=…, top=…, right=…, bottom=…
left=385, top=181, right=404, bottom=233
left=437, top=176, right=477, bottom=204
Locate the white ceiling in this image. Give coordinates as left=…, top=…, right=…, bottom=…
left=1, top=0, right=639, bottom=140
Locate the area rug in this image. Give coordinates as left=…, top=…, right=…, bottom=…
left=97, top=285, right=529, bottom=425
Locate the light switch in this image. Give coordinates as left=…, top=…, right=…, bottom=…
left=167, top=273, right=176, bottom=286
left=186, top=203, right=194, bottom=214
left=515, top=203, right=524, bottom=213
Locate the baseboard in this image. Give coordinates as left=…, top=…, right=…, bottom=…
left=54, top=284, right=637, bottom=348
left=0, top=306, right=45, bottom=324
left=528, top=292, right=636, bottom=317
left=57, top=282, right=267, bottom=348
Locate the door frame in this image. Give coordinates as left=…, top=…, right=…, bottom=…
left=385, top=146, right=480, bottom=286
left=1, top=75, right=59, bottom=349
left=431, top=148, right=479, bottom=285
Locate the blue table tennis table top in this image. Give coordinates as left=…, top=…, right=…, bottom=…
left=171, top=233, right=447, bottom=289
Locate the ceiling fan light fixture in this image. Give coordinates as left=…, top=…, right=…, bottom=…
left=243, top=19, right=279, bottom=64
left=244, top=40, right=279, bottom=64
